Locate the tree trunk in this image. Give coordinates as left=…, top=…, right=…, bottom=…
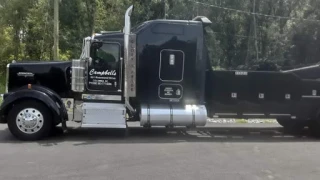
left=253, top=0, right=259, bottom=61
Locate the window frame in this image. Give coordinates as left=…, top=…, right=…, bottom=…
left=91, top=42, right=121, bottom=68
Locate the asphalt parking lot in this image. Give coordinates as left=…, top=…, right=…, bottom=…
left=0, top=122, right=319, bottom=180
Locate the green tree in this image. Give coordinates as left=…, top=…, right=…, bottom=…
left=0, top=0, right=319, bottom=73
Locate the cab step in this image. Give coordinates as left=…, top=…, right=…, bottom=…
left=81, top=102, right=126, bottom=129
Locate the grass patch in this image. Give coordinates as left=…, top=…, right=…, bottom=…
left=235, top=119, right=248, bottom=123
left=264, top=119, right=278, bottom=123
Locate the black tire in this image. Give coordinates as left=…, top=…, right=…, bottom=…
left=276, top=119, right=307, bottom=131
left=7, top=100, right=53, bottom=141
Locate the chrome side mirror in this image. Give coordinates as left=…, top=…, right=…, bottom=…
left=88, top=57, right=92, bottom=66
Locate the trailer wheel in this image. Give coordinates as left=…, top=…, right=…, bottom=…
left=276, top=119, right=306, bottom=131
left=7, top=100, right=53, bottom=141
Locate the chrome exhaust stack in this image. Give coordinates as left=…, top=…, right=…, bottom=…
left=124, top=5, right=136, bottom=112
left=71, top=37, right=92, bottom=93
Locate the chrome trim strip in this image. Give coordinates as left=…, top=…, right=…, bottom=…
left=270, top=114, right=291, bottom=116
left=302, top=95, right=320, bottom=98
left=119, top=57, right=123, bottom=92
left=243, top=113, right=264, bottom=116
left=126, top=34, right=136, bottom=97
left=82, top=94, right=122, bottom=101
left=215, top=113, right=237, bottom=116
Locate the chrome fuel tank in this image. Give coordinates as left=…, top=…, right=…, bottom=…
left=140, top=104, right=207, bottom=127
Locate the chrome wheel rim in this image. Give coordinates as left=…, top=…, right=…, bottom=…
left=16, top=108, right=44, bottom=134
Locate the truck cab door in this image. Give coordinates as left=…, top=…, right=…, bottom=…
left=87, top=42, right=122, bottom=93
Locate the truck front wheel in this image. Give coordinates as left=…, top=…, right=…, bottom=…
left=7, top=100, right=53, bottom=141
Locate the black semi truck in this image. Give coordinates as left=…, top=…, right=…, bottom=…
left=1, top=5, right=320, bottom=140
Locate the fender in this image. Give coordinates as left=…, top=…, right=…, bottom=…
left=22, top=85, right=68, bottom=120
left=0, top=88, right=66, bottom=124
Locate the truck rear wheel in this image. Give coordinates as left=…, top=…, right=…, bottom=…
left=276, top=119, right=306, bottom=131
left=7, top=100, right=53, bottom=141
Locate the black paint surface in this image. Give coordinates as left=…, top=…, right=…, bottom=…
left=134, top=20, right=206, bottom=106
left=7, top=61, right=72, bottom=97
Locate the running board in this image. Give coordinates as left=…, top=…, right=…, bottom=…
left=81, top=123, right=126, bottom=128
left=81, top=102, right=127, bottom=129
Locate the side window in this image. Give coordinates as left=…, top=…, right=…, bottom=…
left=92, top=43, right=120, bottom=69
